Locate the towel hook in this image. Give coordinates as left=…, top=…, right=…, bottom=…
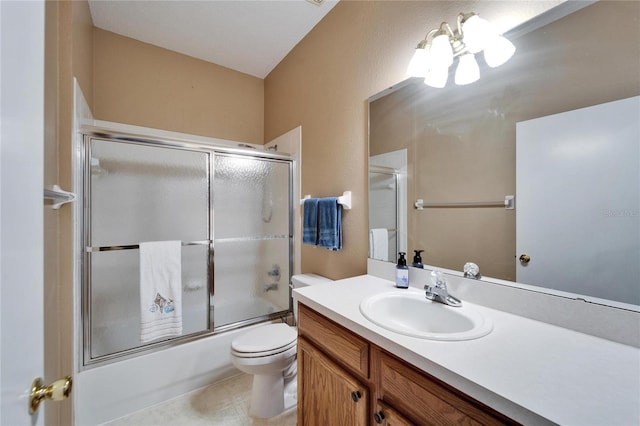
left=43, top=185, right=77, bottom=209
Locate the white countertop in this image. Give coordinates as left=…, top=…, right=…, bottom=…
left=293, top=275, right=640, bottom=425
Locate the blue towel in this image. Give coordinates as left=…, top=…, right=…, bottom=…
left=303, top=198, right=319, bottom=245
left=318, top=197, right=342, bottom=251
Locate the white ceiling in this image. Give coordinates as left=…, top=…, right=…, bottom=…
left=88, top=0, right=339, bottom=79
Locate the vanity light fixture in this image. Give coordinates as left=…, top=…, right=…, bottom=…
left=407, top=12, right=516, bottom=88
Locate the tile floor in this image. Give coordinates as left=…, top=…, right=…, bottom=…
left=104, top=373, right=297, bottom=426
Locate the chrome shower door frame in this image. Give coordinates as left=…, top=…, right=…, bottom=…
left=79, top=128, right=293, bottom=369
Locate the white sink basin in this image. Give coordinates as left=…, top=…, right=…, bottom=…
left=359, top=289, right=493, bottom=341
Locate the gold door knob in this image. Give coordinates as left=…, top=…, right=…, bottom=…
left=29, top=376, right=72, bottom=414
left=519, top=254, right=531, bottom=265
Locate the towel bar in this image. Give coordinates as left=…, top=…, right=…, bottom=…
left=300, top=191, right=351, bottom=210
left=86, top=240, right=212, bottom=253
left=414, top=195, right=514, bottom=210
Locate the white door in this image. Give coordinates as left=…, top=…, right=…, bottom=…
left=516, top=96, right=640, bottom=305
left=1, top=1, right=46, bottom=424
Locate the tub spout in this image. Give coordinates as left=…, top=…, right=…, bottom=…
left=264, top=283, right=279, bottom=292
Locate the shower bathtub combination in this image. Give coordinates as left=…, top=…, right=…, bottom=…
left=74, top=124, right=294, bottom=425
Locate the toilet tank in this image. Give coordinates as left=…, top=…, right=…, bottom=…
left=291, top=273, right=332, bottom=321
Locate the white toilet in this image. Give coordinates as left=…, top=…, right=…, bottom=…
left=230, top=273, right=332, bottom=418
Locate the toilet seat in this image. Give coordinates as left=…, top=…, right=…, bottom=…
left=231, top=340, right=296, bottom=359
left=231, top=323, right=297, bottom=358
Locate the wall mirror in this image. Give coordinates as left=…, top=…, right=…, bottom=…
left=368, top=1, right=640, bottom=310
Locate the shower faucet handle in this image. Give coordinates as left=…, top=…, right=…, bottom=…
left=267, top=264, right=281, bottom=281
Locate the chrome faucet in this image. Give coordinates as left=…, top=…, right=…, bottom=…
left=424, top=270, right=462, bottom=307
left=264, top=283, right=279, bottom=292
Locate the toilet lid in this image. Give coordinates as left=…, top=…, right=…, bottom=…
left=231, top=323, right=297, bottom=353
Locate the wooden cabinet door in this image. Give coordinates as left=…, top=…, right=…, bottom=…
left=298, top=337, right=368, bottom=426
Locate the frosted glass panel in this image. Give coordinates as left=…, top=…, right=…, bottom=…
left=214, top=155, right=290, bottom=239
left=213, top=154, right=291, bottom=328
left=87, top=137, right=211, bottom=361
left=214, top=238, right=290, bottom=328
left=90, top=245, right=209, bottom=359
left=90, top=139, right=209, bottom=246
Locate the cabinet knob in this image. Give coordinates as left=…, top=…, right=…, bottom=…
left=374, top=411, right=386, bottom=424
left=351, top=390, right=362, bottom=402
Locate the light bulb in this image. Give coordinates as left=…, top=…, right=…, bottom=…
left=461, top=14, right=494, bottom=54
left=429, top=33, right=453, bottom=68
left=483, top=35, right=516, bottom=67
left=454, top=53, right=480, bottom=85
left=424, top=65, right=448, bottom=88
left=407, top=45, right=430, bottom=77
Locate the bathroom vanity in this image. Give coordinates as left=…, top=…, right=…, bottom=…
left=298, top=303, right=514, bottom=425
left=294, top=275, right=640, bottom=425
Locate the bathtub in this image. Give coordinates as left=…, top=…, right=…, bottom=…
left=71, top=92, right=295, bottom=425
left=79, top=285, right=287, bottom=425
left=75, top=319, right=278, bottom=425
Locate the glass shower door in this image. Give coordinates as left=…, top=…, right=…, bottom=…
left=368, top=167, right=399, bottom=262
left=213, top=154, right=292, bottom=328
left=86, top=138, right=211, bottom=362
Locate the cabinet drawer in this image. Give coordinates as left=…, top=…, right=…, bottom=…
left=377, top=351, right=517, bottom=425
left=298, top=303, right=369, bottom=377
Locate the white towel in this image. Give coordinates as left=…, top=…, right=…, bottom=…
left=369, top=228, right=388, bottom=261
left=139, top=241, right=183, bottom=343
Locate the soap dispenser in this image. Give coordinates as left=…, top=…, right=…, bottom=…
left=412, top=250, right=424, bottom=268
left=396, top=252, right=409, bottom=288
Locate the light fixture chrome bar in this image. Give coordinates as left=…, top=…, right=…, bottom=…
left=86, top=240, right=212, bottom=253
left=415, top=195, right=515, bottom=210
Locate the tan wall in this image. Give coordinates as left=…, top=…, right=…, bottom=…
left=92, top=29, right=264, bottom=144
left=72, top=0, right=94, bottom=109
left=44, top=0, right=94, bottom=424
left=264, top=1, right=560, bottom=280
